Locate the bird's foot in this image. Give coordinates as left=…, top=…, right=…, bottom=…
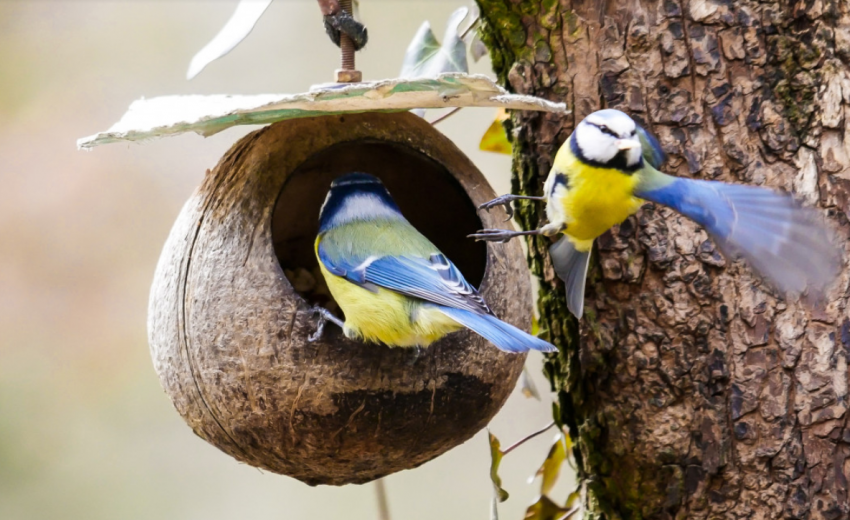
left=478, top=194, right=545, bottom=221
left=468, top=228, right=541, bottom=243
left=308, top=306, right=345, bottom=342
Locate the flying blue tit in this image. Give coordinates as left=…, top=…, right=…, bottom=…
left=471, top=109, right=841, bottom=318
left=309, top=172, right=556, bottom=354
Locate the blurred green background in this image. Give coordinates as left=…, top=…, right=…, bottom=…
left=0, top=2, right=573, bottom=519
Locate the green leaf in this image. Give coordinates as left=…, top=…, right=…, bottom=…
left=531, top=434, right=567, bottom=495
left=488, top=430, right=509, bottom=502
left=523, top=495, right=577, bottom=520
left=400, top=7, right=469, bottom=78
left=479, top=108, right=512, bottom=154
left=520, top=366, right=541, bottom=400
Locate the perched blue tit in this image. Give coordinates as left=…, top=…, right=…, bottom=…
left=472, top=109, right=840, bottom=318
left=309, top=172, right=556, bottom=354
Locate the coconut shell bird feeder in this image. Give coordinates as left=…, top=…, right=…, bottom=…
left=78, top=4, right=567, bottom=486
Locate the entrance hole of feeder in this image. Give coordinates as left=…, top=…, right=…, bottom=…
left=271, top=139, right=487, bottom=313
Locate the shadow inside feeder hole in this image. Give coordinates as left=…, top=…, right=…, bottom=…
left=271, top=140, right=487, bottom=314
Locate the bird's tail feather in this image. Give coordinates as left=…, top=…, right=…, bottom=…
left=436, top=307, right=556, bottom=353
left=639, top=176, right=841, bottom=295
left=549, top=236, right=591, bottom=318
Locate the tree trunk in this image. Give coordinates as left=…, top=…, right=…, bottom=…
left=476, top=1, right=850, bottom=518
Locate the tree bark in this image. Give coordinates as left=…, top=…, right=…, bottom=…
left=476, top=1, right=850, bottom=519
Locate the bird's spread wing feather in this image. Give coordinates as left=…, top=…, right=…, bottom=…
left=318, top=243, right=491, bottom=315
left=637, top=176, right=840, bottom=295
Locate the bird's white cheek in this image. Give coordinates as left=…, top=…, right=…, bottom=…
left=626, top=147, right=642, bottom=167
left=576, top=130, right=617, bottom=163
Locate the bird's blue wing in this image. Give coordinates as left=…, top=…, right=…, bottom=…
left=637, top=176, right=840, bottom=294
left=316, top=240, right=355, bottom=278
left=318, top=238, right=557, bottom=352
left=636, top=124, right=666, bottom=169
left=317, top=241, right=491, bottom=314
left=362, top=254, right=492, bottom=315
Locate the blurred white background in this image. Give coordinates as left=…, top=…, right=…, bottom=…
left=0, top=2, right=573, bottom=519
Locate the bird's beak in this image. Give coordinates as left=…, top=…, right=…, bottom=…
left=616, top=139, right=640, bottom=150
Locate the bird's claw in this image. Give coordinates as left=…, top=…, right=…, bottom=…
left=478, top=195, right=516, bottom=222
left=467, top=228, right=522, bottom=243
left=308, top=306, right=344, bottom=342
left=308, top=324, right=324, bottom=343
left=406, top=346, right=423, bottom=366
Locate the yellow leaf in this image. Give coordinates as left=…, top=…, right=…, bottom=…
left=488, top=431, right=509, bottom=502
left=532, top=434, right=567, bottom=495
left=480, top=108, right=512, bottom=154
left=565, top=489, right=581, bottom=509
left=523, top=495, right=577, bottom=520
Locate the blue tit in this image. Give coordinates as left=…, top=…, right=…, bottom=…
left=472, top=109, right=841, bottom=318
left=309, top=172, right=556, bottom=354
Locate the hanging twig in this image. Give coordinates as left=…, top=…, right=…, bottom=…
left=502, top=421, right=556, bottom=456
left=459, top=14, right=481, bottom=40
left=559, top=507, right=581, bottom=520
left=375, top=479, right=391, bottom=520
left=429, top=106, right=463, bottom=125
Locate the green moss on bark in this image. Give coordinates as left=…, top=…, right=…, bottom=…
left=477, top=0, right=588, bottom=497
left=765, top=24, right=823, bottom=138
left=475, top=2, right=704, bottom=519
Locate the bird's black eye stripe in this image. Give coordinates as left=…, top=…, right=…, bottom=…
left=588, top=121, right=619, bottom=138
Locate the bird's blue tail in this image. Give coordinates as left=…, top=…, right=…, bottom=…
left=436, top=307, right=556, bottom=353
left=549, top=236, right=591, bottom=318
left=638, top=176, right=840, bottom=295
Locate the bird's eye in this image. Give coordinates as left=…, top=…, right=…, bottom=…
left=595, top=124, right=618, bottom=138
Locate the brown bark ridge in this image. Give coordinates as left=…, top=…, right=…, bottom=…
left=477, top=1, right=850, bottom=518
left=147, top=112, right=530, bottom=486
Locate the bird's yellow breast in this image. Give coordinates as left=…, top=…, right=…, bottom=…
left=548, top=150, right=644, bottom=250
left=316, top=246, right=462, bottom=348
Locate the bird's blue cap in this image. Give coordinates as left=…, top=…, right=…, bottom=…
left=330, top=172, right=385, bottom=188
left=319, top=172, right=403, bottom=231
